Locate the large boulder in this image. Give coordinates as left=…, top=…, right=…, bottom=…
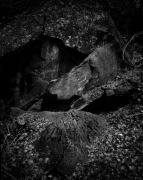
left=42, top=34, right=124, bottom=111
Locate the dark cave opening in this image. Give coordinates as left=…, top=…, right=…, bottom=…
left=0, top=35, right=88, bottom=107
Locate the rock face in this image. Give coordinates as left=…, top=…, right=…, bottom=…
left=10, top=107, right=106, bottom=176
left=48, top=62, right=92, bottom=99
left=43, top=34, right=123, bottom=111
left=0, top=35, right=87, bottom=108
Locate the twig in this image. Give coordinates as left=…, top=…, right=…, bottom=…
left=5, top=122, right=11, bottom=136
left=1, top=135, right=8, bottom=149
left=1, top=169, right=17, bottom=180
left=6, top=133, right=21, bottom=152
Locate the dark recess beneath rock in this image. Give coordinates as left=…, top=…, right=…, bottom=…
left=0, top=35, right=87, bottom=108
left=82, top=93, right=132, bottom=114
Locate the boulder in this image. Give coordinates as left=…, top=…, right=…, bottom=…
left=43, top=34, right=123, bottom=110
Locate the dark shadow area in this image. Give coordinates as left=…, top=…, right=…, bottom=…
left=82, top=93, right=132, bottom=114
left=0, top=34, right=87, bottom=107
left=40, top=90, right=132, bottom=113
left=0, top=38, right=43, bottom=101
left=41, top=92, right=80, bottom=112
